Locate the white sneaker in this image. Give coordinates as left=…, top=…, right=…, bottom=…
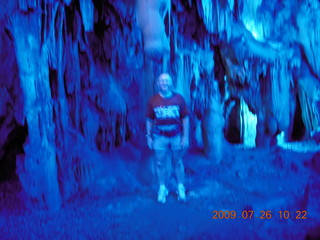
left=177, top=184, right=186, bottom=202
left=158, top=185, right=169, bottom=204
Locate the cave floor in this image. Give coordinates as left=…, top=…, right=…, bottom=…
left=0, top=144, right=319, bottom=240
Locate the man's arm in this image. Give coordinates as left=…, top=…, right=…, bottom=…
left=181, top=116, right=189, bottom=148
left=146, top=118, right=153, bottom=149
left=146, top=118, right=153, bottom=136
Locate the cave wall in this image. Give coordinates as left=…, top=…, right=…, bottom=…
left=0, top=0, right=319, bottom=210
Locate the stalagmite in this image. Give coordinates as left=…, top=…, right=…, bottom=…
left=240, top=98, right=257, bottom=148
left=10, top=11, right=61, bottom=210
left=202, top=81, right=224, bottom=163
left=270, top=60, right=291, bottom=133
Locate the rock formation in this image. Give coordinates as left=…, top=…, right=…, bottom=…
left=0, top=0, right=319, bottom=210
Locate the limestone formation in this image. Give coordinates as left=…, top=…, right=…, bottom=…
left=0, top=0, right=319, bottom=210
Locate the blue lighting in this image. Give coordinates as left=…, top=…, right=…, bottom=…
left=0, top=0, right=319, bottom=239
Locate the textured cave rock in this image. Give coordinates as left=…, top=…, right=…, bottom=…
left=0, top=0, right=319, bottom=210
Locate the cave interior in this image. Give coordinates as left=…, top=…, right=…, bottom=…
left=0, top=0, right=320, bottom=239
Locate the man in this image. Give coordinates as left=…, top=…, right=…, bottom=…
left=146, top=73, right=189, bottom=203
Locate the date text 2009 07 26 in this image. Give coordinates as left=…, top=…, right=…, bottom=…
left=211, top=210, right=308, bottom=220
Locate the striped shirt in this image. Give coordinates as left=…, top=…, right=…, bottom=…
left=146, top=92, right=188, bottom=135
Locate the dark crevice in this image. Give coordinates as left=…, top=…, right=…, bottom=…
left=291, top=94, right=306, bottom=141
left=0, top=122, right=28, bottom=183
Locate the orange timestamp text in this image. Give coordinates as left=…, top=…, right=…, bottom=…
left=211, top=210, right=308, bottom=220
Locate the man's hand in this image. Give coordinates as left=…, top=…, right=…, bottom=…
left=180, top=135, right=189, bottom=149
left=147, top=136, right=153, bottom=150
left=181, top=116, right=189, bottom=149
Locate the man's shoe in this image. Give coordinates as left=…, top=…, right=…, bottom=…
left=177, top=184, right=186, bottom=202
left=158, top=185, right=169, bottom=204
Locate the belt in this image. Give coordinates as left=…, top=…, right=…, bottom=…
left=156, top=128, right=181, bottom=137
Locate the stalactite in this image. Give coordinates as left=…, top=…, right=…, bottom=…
left=80, top=98, right=100, bottom=148
left=297, top=2, right=320, bottom=78
left=298, top=88, right=319, bottom=136
left=136, top=0, right=170, bottom=59
left=172, top=53, right=188, bottom=101
left=298, top=80, right=320, bottom=137
left=200, top=0, right=213, bottom=32
left=195, top=0, right=233, bottom=39
left=79, top=0, right=94, bottom=32
left=18, top=0, right=37, bottom=12
left=64, top=0, right=72, bottom=6
left=64, top=34, right=80, bottom=98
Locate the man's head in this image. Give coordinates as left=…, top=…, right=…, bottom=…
left=157, top=73, right=173, bottom=94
